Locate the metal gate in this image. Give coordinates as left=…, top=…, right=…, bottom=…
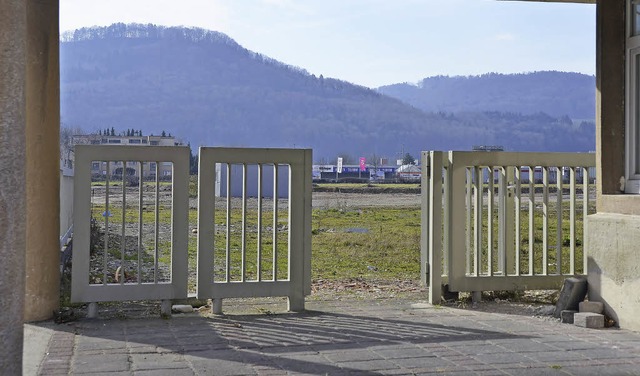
left=421, top=151, right=595, bottom=304
left=71, top=145, right=311, bottom=313
left=196, top=147, right=312, bottom=312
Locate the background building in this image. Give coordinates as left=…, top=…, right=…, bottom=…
left=72, top=133, right=182, bottom=179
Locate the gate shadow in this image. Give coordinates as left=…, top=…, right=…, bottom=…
left=37, top=307, right=532, bottom=375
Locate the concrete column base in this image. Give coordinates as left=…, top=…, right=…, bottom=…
left=586, top=213, right=640, bottom=332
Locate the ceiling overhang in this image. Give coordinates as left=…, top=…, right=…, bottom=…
left=498, top=0, right=595, bottom=3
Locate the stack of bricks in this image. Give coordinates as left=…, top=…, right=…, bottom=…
left=561, top=301, right=605, bottom=329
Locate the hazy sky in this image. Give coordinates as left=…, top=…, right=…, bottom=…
left=60, top=0, right=596, bottom=88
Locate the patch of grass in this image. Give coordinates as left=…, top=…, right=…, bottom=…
left=189, top=175, right=198, bottom=198
left=468, top=197, right=595, bottom=276
left=312, top=207, right=421, bottom=281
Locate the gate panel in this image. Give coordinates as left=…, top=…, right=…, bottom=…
left=422, top=151, right=595, bottom=303
left=71, top=145, right=190, bottom=303
left=196, top=147, right=312, bottom=312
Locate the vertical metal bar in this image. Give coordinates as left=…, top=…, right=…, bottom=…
left=420, top=152, right=431, bottom=287
left=498, top=166, right=506, bottom=275
left=569, top=167, right=576, bottom=275
left=168, top=152, right=189, bottom=302
left=528, top=166, right=534, bottom=275
left=427, top=152, right=443, bottom=304
left=583, top=167, right=589, bottom=274
left=302, top=150, right=313, bottom=298
left=154, top=162, right=159, bottom=283
left=542, top=166, right=549, bottom=276
left=104, top=161, right=110, bottom=285
left=505, top=166, right=515, bottom=276
left=196, top=149, right=216, bottom=297
left=487, top=166, right=494, bottom=276
left=465, top=168, right=472, bottom=275
left=474, top=166, right=482, bottom=276
left=241, top=163, right=247, bottom=282
left=226, top=163, right=231, bottom=282
left=273, top=164, right=279, bottom=281
left=442, top=157, right=450, bottom=277
left=515, top=166, right=521, bottom=275
left=257, top=164, right=263, bottom=282
left=448, top=151, right=468, bottom=292
left=138, top=161, right=143, bottom=284
left=120, top=161, right=126, bottom=285
left=288, top=153, right=310, bottom=311
left=556, top=167, right=563, bottom=274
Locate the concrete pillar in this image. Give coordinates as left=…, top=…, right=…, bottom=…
left=595, top=0, right=625, bottom=199
left=0, top=1, right=27, bottom=373
left=24, top=0, right=61, bottom=322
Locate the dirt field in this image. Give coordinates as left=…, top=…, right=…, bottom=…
left=312, top=191, right=421, bottom=208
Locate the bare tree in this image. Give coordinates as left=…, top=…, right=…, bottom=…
left=60, top=124, right=84, bottom=167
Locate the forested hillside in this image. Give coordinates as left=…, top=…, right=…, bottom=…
left=378, top=72, right=595, bottom=119
left=61, top=24, right=595, bottom=159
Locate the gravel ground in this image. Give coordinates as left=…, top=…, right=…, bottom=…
left=312, top=192, right=421, bottom=208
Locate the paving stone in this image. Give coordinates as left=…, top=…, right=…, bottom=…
left=574, top=312, right=605, bottom=329
left=579, top=301, right=605, bottom=314
left=555, top=365, right=630, bottom=376
left=323, top=349, right=381, bottom=362
left=525, top=350, right=584, bottom=363
left=554, top=277, right=588, bottom=318
left=491, top=339, right=556, bottom=353
left=576, top=348, right=640, bottom=360
left=189, top=360, right=255, bottom=376
left=28, top=298, right=640, bottom=376
left=35, top=369, right=70, bottom=376
left=71, top=354, right=130, bottom=373
left=130, top=353, right=188, bottom=370
left=545, top=341, right=602, bottom=351
left=561, top=309, right=578, bottom=324
left=373, top=346, right=434, bottom=359
left=134, top=369, right=194, bottom=376
left=472, top=352, right=532, bottom=364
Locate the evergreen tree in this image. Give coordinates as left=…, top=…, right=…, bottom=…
left=402, top=153, right=416, bottom=165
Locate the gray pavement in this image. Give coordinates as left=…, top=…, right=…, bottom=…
left=24, top=298, right=640, bottom=375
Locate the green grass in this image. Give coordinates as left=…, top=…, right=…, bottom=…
left=312, top=207, right=421, bottom=280
left=465, top=197, right=595, bottom=276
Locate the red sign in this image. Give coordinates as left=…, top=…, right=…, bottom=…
left=359, top=157, right=366, bottom=171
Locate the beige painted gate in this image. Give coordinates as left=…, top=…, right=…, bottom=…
left=421, top=151, right=595, bottom=304
left=71, top=145, right=311, bottom=314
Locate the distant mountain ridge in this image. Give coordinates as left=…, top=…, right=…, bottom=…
left=378, top=71, right=595, bottom=119
left=60, top=24, right=595, bottom=159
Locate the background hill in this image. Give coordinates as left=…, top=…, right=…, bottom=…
left=61, top=24, right=595, bottom=160
left=377, top=72, right=595, bottom=120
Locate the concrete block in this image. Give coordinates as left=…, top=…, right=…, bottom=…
left=579, top=301, right=604, bottom=314
left=554, top=277, right=588, bottom=318
left=561, top=310, right=578, bottom=324
left=574, top=312, right=605, bottom=329
left=172, top=304, right=194, bottom=313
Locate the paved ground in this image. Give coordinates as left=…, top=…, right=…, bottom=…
left=25, top=298, right=640, bottom=376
